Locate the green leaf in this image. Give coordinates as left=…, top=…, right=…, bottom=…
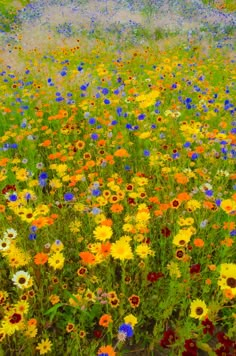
left=44, top=303, right=64, bottom=322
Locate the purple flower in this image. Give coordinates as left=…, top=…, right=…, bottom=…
left=64, top=192, right=74, bottom=201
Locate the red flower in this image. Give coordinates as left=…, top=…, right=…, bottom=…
left=161, top=227, right=171, bottom=237
left=217, top=332, right=233, bottom=348
left=160, top=329, right=177, bottom=348
left=190, top=264, right=201, bottom=274
left=184, top=339, right=197, bottom=355
left=93, top=330, right=103, bottom=338
left=201, top=318, right=214, bottom=335
left=215, top=345, right=232, bottom=356
left=147, top=272, right=164, bottom=283
left=128, top=295, right=140, bottom=308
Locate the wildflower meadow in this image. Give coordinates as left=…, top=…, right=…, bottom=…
left=0, top=0, right=235, bottom=355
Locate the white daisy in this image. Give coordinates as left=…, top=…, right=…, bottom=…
left=3, top=228, right=17, bottom=240
left=12, top=271, right=31, bottom=289
left=0, top=238, right=11, bottom=251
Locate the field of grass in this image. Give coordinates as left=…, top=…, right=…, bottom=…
left=0, top=1, right=236, bottom=355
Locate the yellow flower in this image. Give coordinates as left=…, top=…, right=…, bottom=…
left=36, top=338, right=52, bottom=355
left=136, top=211, right=150, bottom=223
left=218, top=263, right=236, bottom=296
left=111, top=240, right=133, bottom=260
left=124, top=314, right=138, bottom=327
left=24, top=324, right=37, bottom=338
left=51, top=240, right=64, bottom=253
left=221, top=199, right=236, bottom=214
left=190, top=299, right=208, bottom=320
left=48, top=252, right=65, bottom=270
left=167, top=262, right=181, bottom=278
left=93, top=225, right=113, bottom=241
left=135, top=244, right=153, bottom=258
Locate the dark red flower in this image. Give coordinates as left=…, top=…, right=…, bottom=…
left=182, top=351, right=197, bottom=356
left=190, top=264, right=201, bottom=274
left=93, top=330, right=103, bottom=338
left=127, top=197, right=136, bottom=205
left=215, top=345, right=232, bottom=356
left=161, top=226, right=171, bottom=237
left=217, top=332, right=233, bottom=348
left=9, top=313, right=22, bottom=324
left=184, top=339, right=197, bottom=355
left=201, top=318, right=214, bottom=335
left=160, top=329, right=177, bottom=348
left=147, top=272, right=164, bottom=283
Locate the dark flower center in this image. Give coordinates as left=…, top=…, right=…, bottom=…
left=10, top=313, right=22, bottom=324
left=226, top=277, right=236, bottom=288
left=19, top=277, right=26, bottom=284
left=196, top=307, right=203, bottom=315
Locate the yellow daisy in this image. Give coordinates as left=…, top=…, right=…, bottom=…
left=36, top=338, right=52, bottom=355
left=218, top=263, right=236, bottom=296
left=190, top=299, right=208, bottom=319
left=93, top=225, right=113, bottom=241
left=111, top=239, right=133, bottom=260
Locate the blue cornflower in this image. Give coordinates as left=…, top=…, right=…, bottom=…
left=215, top=199, right=222, bottom=207
left=144, top=150, right=150, bottom=157
left=104, top=99, right=110, bottom=105
left=89, top=118, right=96, bottom=125
left=125, top=165, right=131, bottom=171
left=205, top=190, right=213, bottom=197
left=11, top=143, right=18, bottom=149
left=39, top=172, right=48, bottom=180
left=25, top=193, right=31, bottom=200
left=91, top=189, right=101, bottom=197
left=98, top=354, right=108, bottom=356
left=29, top=233, right=37, bottom=240
left=91, top=207, right=101, bottom=215
left=91, top=133, right=98, bottom=140
left=64, top=192, right=74, bottom=201
left=30, top=226, right=37, bottom=232
left=118, top=323, right=133, bottom=338
left=9, top=194, right=17, bottom=201
left=138, top=114, right=145, bottom=120
left=230, top=230, right=236, bottom=236
left=102, top=88, right=109, bottom=95
left=191, top=153, right=199, bottom=160
left=39, top=179, right=47, bottom=187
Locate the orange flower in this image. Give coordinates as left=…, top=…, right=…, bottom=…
left=99, top=314, right=113, bottom=327
left=100, top=242, right=111, bottom=257
left=0, top=205, right=5, bottom=213
left=193, top=238, right=204, bottom=247
left=196, top=146, right=204, bottom=153
left=110, top=204, right=123, bottom=213
left=28, top=318, right=37, bottom=326
left=0, top=158, right=9, bottom=167
left=101, top=219, right=113, bottom=227
left=224, top=289, right=234, bottom=300
left=114, top=148, right=129, bottom=157
left=32, top=217, right=48, bottom=228
left=79, top=251, right=96, bottom=265
left=177, top=192, right=191, bottom=202
left=154, top=210, right=163, bottom=217
left=203, top=201, right=215, bottom=209
left=40, top=140, right=51, bottom=147
left=149, top=197, right=160, bottom=204
left=159, top=203, right=170, bottom=211
left=97, top=345, right=116, bottom=356
left=223, top=222, right=235, bottom=230
left=220, top=238, right=234, bottom=247
left=97, top=139, right=106, bottom=147
left=174, top=173, right=189, bottom=184
left=34, top=252, right=48, bottom=265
